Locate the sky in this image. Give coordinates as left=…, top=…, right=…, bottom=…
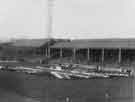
left=0, top=0, right=47, bottom=40
left=0, top=0, right=135, bottom=40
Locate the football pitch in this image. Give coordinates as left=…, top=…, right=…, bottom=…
left=0, top=71, right=133, bottom=102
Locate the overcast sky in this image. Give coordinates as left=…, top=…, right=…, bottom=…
left=0, top=0, right=135, bottom=40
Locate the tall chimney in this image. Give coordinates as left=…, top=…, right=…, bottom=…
left=47, top=0, right=55, bottom=39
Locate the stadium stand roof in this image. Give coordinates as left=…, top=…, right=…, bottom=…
left=50, top=39, right=135, bottom=49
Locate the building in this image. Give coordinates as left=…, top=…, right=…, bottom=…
left=1, top=38, right=135, bottom=66
left=10, top=39, right=50, bottom=56
left=0, top=39, right=70, bottom=62
left=49, top=39, right=135, bottom=66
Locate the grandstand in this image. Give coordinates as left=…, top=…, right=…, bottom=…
left=49, top=39, right=135, bottom=66
left=1, top=38, right=135, bottom=67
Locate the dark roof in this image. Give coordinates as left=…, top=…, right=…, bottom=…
left=51, top=39, right=135, bottom=49
left=11, top=39, right=50, bottom=47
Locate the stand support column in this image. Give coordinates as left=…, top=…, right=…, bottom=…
left=60, top=48, right=63, bottom=58
left=101, top=48, right=104, bottom=65
left=118, top=48, right=121, bottom=64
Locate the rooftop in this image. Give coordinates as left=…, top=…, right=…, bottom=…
left=51, top=39, right=135, bottom=49
left=10, top=39, right=50, bottom=47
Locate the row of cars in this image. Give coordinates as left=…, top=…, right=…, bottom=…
left=0, top=65, right=44, bottom=74
left=47, top=63, right=134, bottom=79
left=0, top=63, right=134, bottom=79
